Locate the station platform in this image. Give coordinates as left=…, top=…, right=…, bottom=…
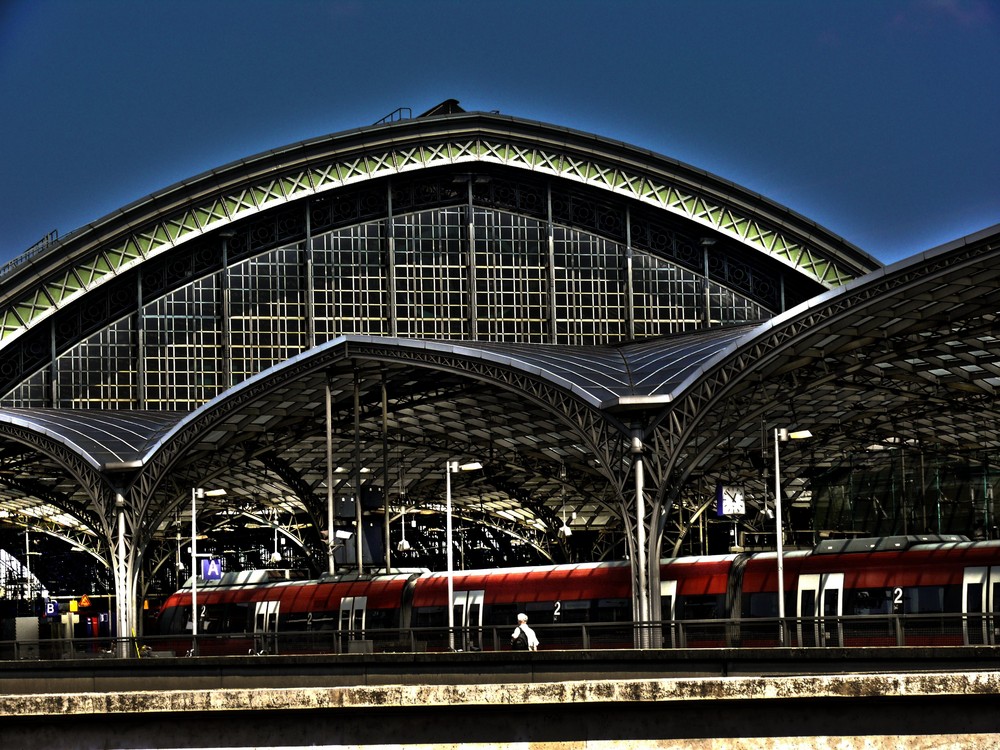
left=2, top=650, right=1000, bottom=748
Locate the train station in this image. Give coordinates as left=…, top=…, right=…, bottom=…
left=1, top=98, right=1000, bottom=665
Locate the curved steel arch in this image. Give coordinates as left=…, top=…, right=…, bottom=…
left=641, top=225, right=1000, bottom=560
left=654, top=227, right=1000, bottom=469
left=0, top=111, right=879, bottom=349
left=124, top=332, right=657, bottom=631
left=0, top=105, right=907, bottom=649
left=131, top=335, right=637, bottom=518
left=0, top=418, right=115, bottom=539
left=1, top=512, right=108, bottom=568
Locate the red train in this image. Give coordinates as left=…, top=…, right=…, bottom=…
left=153, top=534, right=1000, bottom=654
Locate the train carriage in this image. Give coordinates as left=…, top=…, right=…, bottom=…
left=408, top=562, right=634, bottom=651
left=153, top=535, right=1000, bottom=655
left=659, top=554, right=735, bottom=647
left=739, top=535, right=991, bottom=647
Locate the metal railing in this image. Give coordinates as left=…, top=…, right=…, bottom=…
left=1, top=612, right=994, bottom=660
left=0, top=229, right=59, bottom=280
left=373, top=107, right=412, bottom=126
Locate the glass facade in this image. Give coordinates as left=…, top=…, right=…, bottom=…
left=1, top=180, right=775, bottom=411
left=58, top=316, right=136, bottom=407
left=229, top=245, right=308, bottom=384
left=473, top=209, right=548, bottom=341
left=314, top=224, right=387, bottom=338
left=553, top=226, right=628, bottom=344
left=393, top=208, right=468, bottom=339
left=144, top=274, right=223, bottom=407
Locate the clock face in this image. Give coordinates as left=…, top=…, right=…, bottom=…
left=720, top=486, right=745, bottom=516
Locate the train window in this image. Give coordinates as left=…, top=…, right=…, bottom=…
left=367, top=607, right=398, bottom=630
left=488, top=604, right=517, bottom=627
left=558, top=600, right=592, bottom=623
left=677, top=595, right=724, bottom=621
left=800, top=590, right=816, bottom=619
left=846, top=589, right=892, bottom=616
left=905, top=586, right=945, bottom=614
left=595, top=598, right=631, bottom=622
left=525, top=602, right=556, bottom=625
left=353, top=605, right=365, bottom=633
left=229, top=602, right=251, bottom=632
left=968, top=583, right=984, bottom=614
left=305, top=611, right=338, bottom=630
left=823, top=589, right=839, bottom=618
left=200, top=603, right=229, bottom=633
left=284, top=611, right=313, bottom=630
left=742, top=592, right=795, bottom=619
left=412, top=605, right=446, bottom=628
left=846, top=586, right=952, bottom=616
left=279, top=611, right=300, bottom=631
left=743, top=592, right=777, bottom=618
left=943, top=584, right=962, bottom=613
left=846, top=588, right=930, bottom=616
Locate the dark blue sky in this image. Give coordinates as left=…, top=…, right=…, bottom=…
left=1, top=0, right=997, bottom=268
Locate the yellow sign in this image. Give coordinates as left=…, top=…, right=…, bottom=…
left=69, top=599, right=78, bottom=612
left=79, top=594, right=91, bottom=608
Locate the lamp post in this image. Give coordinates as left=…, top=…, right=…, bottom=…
left=191, top=486, right=226, bottom=654
left=24, top=527, right=31, bottom=604
left=445, top=460, right=482, bottom=650
left=269, top=507, right=282, bottom=565
left=446, top=462, right=455, bottom=650
left=773, top=428, right=811, bottom=644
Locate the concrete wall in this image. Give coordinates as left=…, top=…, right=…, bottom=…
left=2, top=672, right=1000, bottom=748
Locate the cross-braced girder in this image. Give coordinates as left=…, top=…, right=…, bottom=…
left=642, top=228, right=1000, bottom=557
left=7, top=103, right=1000, bottom=650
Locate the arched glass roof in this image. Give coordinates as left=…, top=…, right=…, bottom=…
left=12, top=103, right=996, bottom=612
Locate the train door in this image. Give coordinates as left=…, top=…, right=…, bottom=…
left=253, top=600, right=280, bottom=654
left=452, top=590, right=485, bottom=651
left=796, top=573, right=844, bottom=647
left=963, top=567, right=987, bottom=645
left=338, top=596, right=368, bottom=650
left=990, top=568, right=1000, bottom=646
left=660, top=580, right=677, bottom=648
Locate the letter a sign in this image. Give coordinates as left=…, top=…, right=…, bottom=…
left=201, top=558, right=223, bottom=580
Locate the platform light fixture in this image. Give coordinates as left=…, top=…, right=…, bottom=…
left=397, top=505, right=412, bottom=553
left=322, top=526, right=354, bottom=575
left=558, top=505, right=573, bottom=538
left=269, top=507, right=282, bottom=564
left=557, top=477, right=572, bottom=538
left=774, top=428, right=811, bottom=643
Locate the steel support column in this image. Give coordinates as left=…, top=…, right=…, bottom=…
left=632, top=432, right=650, bottom=647
left=354, top=366, right=364, bottom=574
left=326, top=378, right=335, bottom=575
left=382, top=371, right=391, bottom=572
left=113, top=489, right=135, bottom=658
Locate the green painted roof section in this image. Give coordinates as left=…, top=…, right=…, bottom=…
left=0, top=119, right=873, bottom=346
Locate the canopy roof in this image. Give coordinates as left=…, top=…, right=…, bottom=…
left=2, top=103, right=995, bottom=603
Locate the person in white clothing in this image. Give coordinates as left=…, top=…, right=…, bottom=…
left=510, top=612, right=539, bottom=651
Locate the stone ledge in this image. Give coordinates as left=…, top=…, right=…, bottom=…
left=2, top=671, right=1000, bottom=717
